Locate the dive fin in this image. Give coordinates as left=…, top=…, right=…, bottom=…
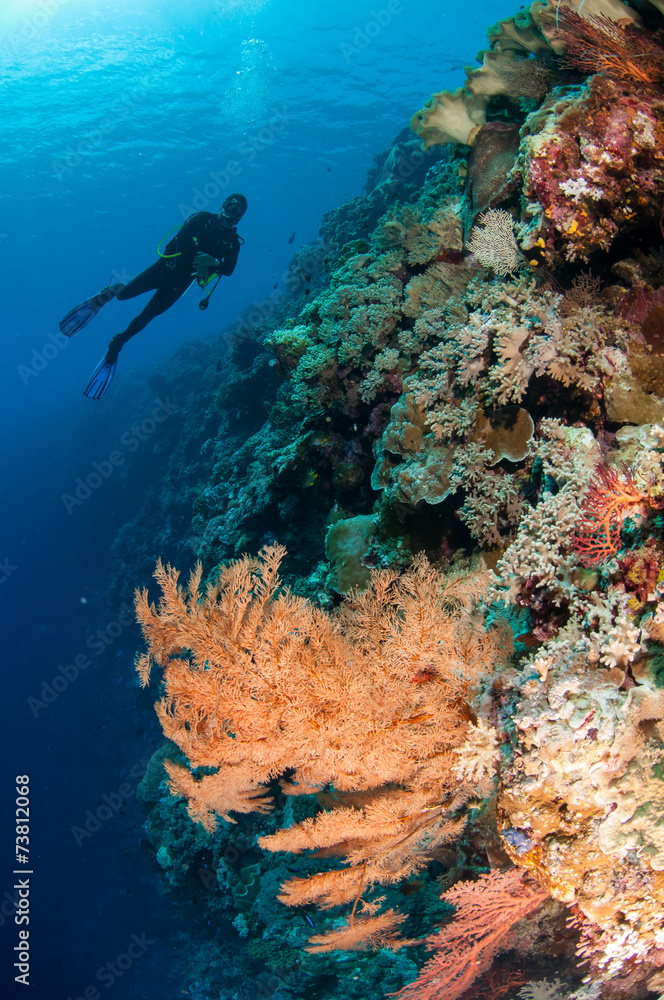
left=59, top=288, right=113, bottom=337
left=84, top=352, right=118, bottom=399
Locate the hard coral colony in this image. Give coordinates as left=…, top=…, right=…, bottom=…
left=131, top=2, right=664, bottom=998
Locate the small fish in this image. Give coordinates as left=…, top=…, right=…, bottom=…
left=399, top=879, right=424, bottom=896
left=288, top=232, right=295, bottom=244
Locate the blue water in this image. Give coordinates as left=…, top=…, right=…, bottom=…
left=2, top=1, right=517, bottom=997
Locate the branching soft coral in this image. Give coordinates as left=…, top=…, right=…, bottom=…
left=135, top=545, right=510, bottom=950
left=554, top=9, right=664, bottom=86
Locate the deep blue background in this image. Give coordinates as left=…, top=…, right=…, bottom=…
left=1, top=1, right=517, bottom=996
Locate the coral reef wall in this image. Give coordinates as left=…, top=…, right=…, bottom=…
left=121, top=2, right=664, bottom=998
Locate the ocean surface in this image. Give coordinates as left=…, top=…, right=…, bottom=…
left=2, top=1, right=518, bottom=997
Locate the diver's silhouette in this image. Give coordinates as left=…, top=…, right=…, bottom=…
left=59, top=193, right=247, bottom=398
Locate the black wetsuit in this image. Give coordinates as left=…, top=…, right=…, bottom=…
left=111, top=212, right=241, bottom=352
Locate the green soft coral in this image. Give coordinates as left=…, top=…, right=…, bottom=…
left=313, top=254, right=403, bottom=364
left=290, top=344, right=337, bottom=409
left=265, top=324, right=313, bottom=367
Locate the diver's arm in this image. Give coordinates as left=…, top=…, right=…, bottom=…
left=194, top=252, right=219, bottom=268
left=193, top=252, right=219, bottom=283
left=214, top=236, right=240, bottom=276
left=194, top=237, right=239, bottom=281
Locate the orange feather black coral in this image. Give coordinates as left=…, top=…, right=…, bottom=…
left=135, top=545, right=510, bottom=949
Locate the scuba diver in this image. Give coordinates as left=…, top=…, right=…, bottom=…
left=59, top=193, right=247, bottom=399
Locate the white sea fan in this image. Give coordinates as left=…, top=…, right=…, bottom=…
left=466, top=209, right=522, bottom=276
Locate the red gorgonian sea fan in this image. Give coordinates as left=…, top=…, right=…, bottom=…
left=392, top=869, right=547, bottom=1000
left=572, top=465, right=656, bottom=567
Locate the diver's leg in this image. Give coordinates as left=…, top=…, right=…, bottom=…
left=92, top=281, right=127, bottom=304
left=92, top=257, right=167, bottom=305
left=62, top=262, right=167, bottom=338
left=106, top=276, right=192, bottom=360
left=83, top=274, right=191, bottom=399
left=89, top=259, right=166, bottom=312
left=59, top=281, right=126, bottom=337
left=113, top=260, right=165, bottom=302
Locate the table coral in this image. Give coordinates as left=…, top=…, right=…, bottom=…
left=371, top=385, right=456, bottom=508
left=476, top=407, right=534, bottom=465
